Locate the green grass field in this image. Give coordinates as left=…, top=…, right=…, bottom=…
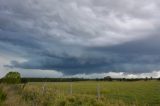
left=1, top=81, right=160, bottom=106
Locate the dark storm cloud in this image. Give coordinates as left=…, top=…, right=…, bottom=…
left=6, top=49, right=160, bottom=74
left=1, top=0, right=160, bottom=75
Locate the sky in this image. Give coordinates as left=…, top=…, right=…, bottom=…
left=0, top=0, right=160, bottom=78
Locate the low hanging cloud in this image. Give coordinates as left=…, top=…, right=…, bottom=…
left=0, top=0, right=160, bottom=77
left=68, top=71, right=160, bottom=79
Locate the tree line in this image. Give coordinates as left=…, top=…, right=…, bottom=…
left=0, top=72, right=160, bottom=84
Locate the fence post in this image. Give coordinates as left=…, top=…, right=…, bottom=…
left=70, top=83, right=73, bottom=95
left=97, top=84, right=100, bottom=99
left=42, top=82, right=46, bottom=95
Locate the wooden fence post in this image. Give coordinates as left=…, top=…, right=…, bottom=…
left=70, top=83, right=73, bottom=95
left=97, top=84, right=100, bottom=99
left=42, top=82, right=46, bottom=95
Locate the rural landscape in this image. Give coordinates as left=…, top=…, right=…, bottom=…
left=1, top=0, right=160, bottom=106
left=0, top=72, right=160, bottom=106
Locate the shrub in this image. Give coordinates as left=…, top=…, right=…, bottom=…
left=2, top=72, right=21, bottom=84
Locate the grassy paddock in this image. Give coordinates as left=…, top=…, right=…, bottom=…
left=24, top=81, right=160, bottom=105
left=0, top=81, right=160, bottom=106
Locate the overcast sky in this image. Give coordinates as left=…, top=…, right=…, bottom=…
left=0, top=0, right=160, bottom=78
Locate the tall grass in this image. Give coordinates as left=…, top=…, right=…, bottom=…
left=22, top=84, right=127, bottom=106
left=0, top=84, right=27, bottom=106
left=0, top=86, right=6, bottom=105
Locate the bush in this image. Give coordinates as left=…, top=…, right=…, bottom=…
left=2, top=72, right=21, bottom=84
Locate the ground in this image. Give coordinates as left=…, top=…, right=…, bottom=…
left=0, top=81, right=160, bottom=106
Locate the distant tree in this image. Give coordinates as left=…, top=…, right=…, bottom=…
left=2, top=72, right=21, bottom=84
left=104, top=76, right=112, bottom=81
left=145, top=77, right=148, bottom=81
left=122, top=78, right=126, bottom=81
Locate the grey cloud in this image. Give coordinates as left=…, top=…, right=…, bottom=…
left=0, top=0, right=158, bottom=46
left=0, top=0, right=160, bottom=76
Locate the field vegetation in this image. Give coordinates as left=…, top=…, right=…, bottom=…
left=0, top=81, right=160, bottom=106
